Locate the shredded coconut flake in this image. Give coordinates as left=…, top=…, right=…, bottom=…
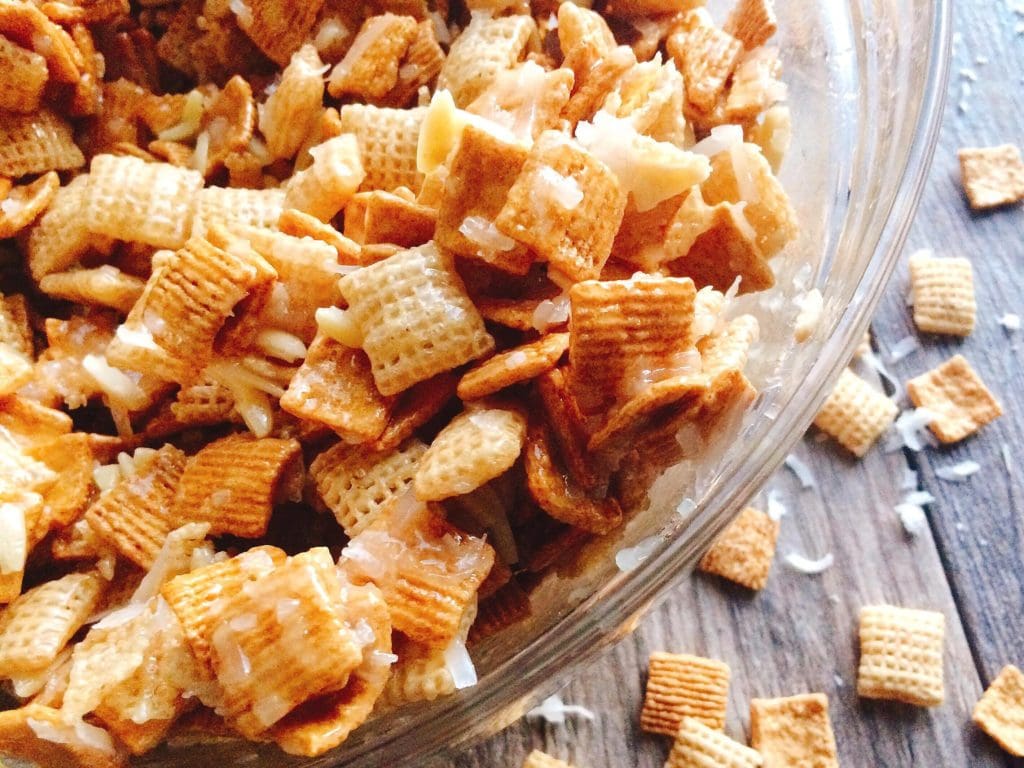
left=766, top=487, right=787, bottom=521
left=676, top=497, right=696, bottom=518
left=900, top=467, right=918, bottom=491
left=614, top=535, right=659, bottom=572
left=887, top=335, right=920, bottom=362
left=784, top=551, right=834, bottom=574
left=896, top=503, right=928, bottom=536
left=1001, top=443, right=1013, bottom=472
left=783, top=454, right=815, bottom=489
left=934, top=460, right=980, bottom=482
left=443, top=639, right=477, bottom=689
left=459, top=215, right=516, bottom=253
left=526, top=694, right=596, bottom=724
left=886, top=408, right=938, bottom=452
left=859, top=350, right=899, bottom=394
left=691, top=124, right=744, bottom=157
left=999, top=313, right=1021, bottom=331
left=531, top=294, right=570, bottom=332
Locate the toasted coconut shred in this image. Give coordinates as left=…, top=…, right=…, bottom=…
left=527, top=694, right=596, bottom=724
left=783, top=453, right=816, bottom=489
left=934, top=460, right=981, bottom=482
left=783, top=551, right=834, bottom=574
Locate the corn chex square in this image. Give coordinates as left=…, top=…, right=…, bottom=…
left=438, top=13, right=536, bottom=106
left=750, top=693, right=838, bottom=768
left=857, top=604, right=945, bottom=706
left=666, top=717, right=764, bottom=768
left=813, top=367, right=897, bottom=457
left=339, top=104, right=426, bottom=193
left=973, top=664, right=1024, bottom=757
left=338, top=243, right=494, bottom=395
left=698, top=506, right=779, bottom=591
left=0, top=109, right=85, bottom=178
left=496, top=130, right=627, bottom=282
left=641, top=651, right=731, bottom=735
left=906, top=354, right=1002, bottom=443
left=909, top=252, right=975, bottom=336
left=958, top=144, right=1024, bottom=210
left=327, top=13, right=419, bottom=101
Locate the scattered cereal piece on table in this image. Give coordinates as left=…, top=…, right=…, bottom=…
left=666, top=716, right=763, bottom=768
left=908, top=251, right=976, bottom=336
left=698, top=506, right=780, bottom=591
left=749, top=693, right=839, bottom=768
left=523, top=749, right=576, bottom=768
left=958, top=144, right=1024, bottom=210
left=857, top=604, right=945, bottom=706
left=813, top=367, right=897, bottom=456
left=641, top=651, right=731, bottom=735
left=906, top=354, right=1002, bottom=443
left=973, top=664, right=1024, bottom=756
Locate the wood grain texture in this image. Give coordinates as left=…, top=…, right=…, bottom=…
left=460, top=2, right=1024, bottom=766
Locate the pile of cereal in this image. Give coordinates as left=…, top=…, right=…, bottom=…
left=0, top=0, right=797, bottom=760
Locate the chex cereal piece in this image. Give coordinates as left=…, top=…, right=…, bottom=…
left=106, top=231, right=273, bottom=383
left=666, top=14, right=742, bottom=115
left=0, top=0, right=81, bottom=82
left=0, top=35, right=48, bottom=113
left=191, top=186, right=286, bottom=237
left=0, top=395, right=73, bottom=447
left=725, top=0, right=777, bottom=48
left=84, top=444, right=188, bottom=568
left=750, top=693, right=838, bottom=768
left=906, top=354, right=1002, bottom=443
left=812, top=368, right=897, bottom=457
left=558, top=2, right=615, bottom=78
left=0, top=344, right=32, bottom=395
left=26, top=432, right=96, bottom=529
left=641, top=652, right=731, bottom=735
left=0, top=703, right=122, bottom=768
left=525, top=418, right=622, bottom=533
left=667, top=717, right=764, bottom=768
left=496, top=130, right=627, bottom=282
left=857, top=604, right=945, bottom=706
left=537, top=366, right=607, bottom=492
left=85, top=154, right=203, bottom=248
left=458, top=333, right=570, bottom=401
left=279, top=208, right=362, bottom=259
left=701, top=143, right=798, bottom=259
left=435, top=124, right=531, bottom=272
left=310, top=439, right=426, bottom=536
left=523, top=750, right=575, bottom=768
left=746, top=105, right=791, bottom=173
left=369, top=373, right=457, bottom=452
left=342, top=497, right=494, bottom=647
left=908, top=252, right=976, bottom=336
left=344, top=189, right=437, bottom=247
left=260, top=44, right=325, bottom=161
left=161, top=545, right=286, bottom=681
left=339, top=104, right=426, bottom=193
left=562, top=45, right=637, bottom=128
left=438, top=13, right=536, bottom=106
left=235, top=0, right=325, bottom=65
left=39, top=266, right=146, bottom=314
left=27, top=174, right=113, bottom=280
left=568, top=276, right=697, bottom=417
left=0, top=294, right=32, bottom=358
left=173, top=433, right=301, bottom=538
left=328, top=13, right=418, bottom=100
left=414, top=406, right=527, bottom=501
left=0, top=109, right=84, bottom=178
left=973, top=664, right=1024, bottom=756
left=724, top=48, right=785, bottom=122
left=698, top=506, right=779, bottom=591
left=339, top=243, right=494, bottom=395
left=196, top=76, right=256, bottom=176
left=281, top=333, right=393, bottom=443
left=0, top=571, right=104, bottom=676
left=285, top=134, right=365, bottom=221
left=384, top=19, right=445, bottom=107
left=0, top=169, right=57, bottom=239
left=958, top=144, right=1024, bottom=210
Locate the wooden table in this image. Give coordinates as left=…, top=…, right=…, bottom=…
left=461, top=3, right=1024, bottom=766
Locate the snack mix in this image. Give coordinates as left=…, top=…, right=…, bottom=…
left=0, top=0, right=797, bottom=759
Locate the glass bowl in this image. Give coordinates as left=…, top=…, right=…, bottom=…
left=144, top=0, right=951, bottom=763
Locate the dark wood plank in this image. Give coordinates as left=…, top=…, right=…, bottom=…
left=459, top=429, right=1005, bottom=767
left=868, top=0, right=1024, bottom=693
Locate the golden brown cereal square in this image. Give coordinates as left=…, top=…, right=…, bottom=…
left=260, top=44, right=325, bottom=161
left=557, top=2, right=615, bottom=78
left=857, top=604, right=945, bottom=706
left=458, top=333, right=570, bottom=401
left=284, top=134, right=365, bottom=221
left=667, top=16, right=742, bottom=115
left=84, top=444, right=188, bottom=568
left=0, top=345, right=32, bottom=395
left=0, top=168, right=58, bottom=239
left=339, top=104, right=426, bottom=193
left=280, top=333, right=393, bottom=442
left=39, top=266, right=146, bottom=314
left=973, top=664, right=1024, bottom=756
left=0, top=572, right=104, bottom=676
left=339, top=243, right=494, bottom=395
left=192, top=186, right=286, bottom=237
left=0, top=35, right=48, bottom=113
left=383, top=19, right=444, bottom=107
left=0, top=703, right=122, bottom=768
left=0, top=395, right=73, bottom=448
left=466, top=63, right=575, bottom=142
left=746, top=105, right=791, bottom=173
left=813, top=368, right=897, bottom=457
left=310, top=438, right=426, bottom=536
left=725, top=0, right=777, bottom=47
left=958, top=144, right=1024, bottom=210
left=698, top=506, right=779, bottom=591
left=173, top=433, right=301, bottom=538
left=0, top=109, right=85, bottom=178
left=750, top=693, right=838, bottom=768
left=666, top=717, right=764, bottom=768
left=344, top=189, right=436, bottom=248
left=341, top=498, right=494, bottom=648
left=908, top=252, right=976, bottom=336
left=496, top=131, right=627, bottom=282
left=568, top=276, right=698, bottom=417
left=414, top=406, right=527, bottom=501
left=84, top=154, right=203, bottom=248
left=0, top=294, right=32, bottom=359
left=641, top=651, right=731, bottom=735
left=906, top=354, right=1002, bottom=443
left=522, top=750, right=575, bottom=768
left=725, top=48, right=785, bottom=122
left=25, top=432, right=95, bottom=529
left=211, top=550, right=365, bottom=739
left=435, top=124, right=532, bottom=273
left=437, top=13, right=536, bottom=106
left=327, top=13, right=418, bottom=100
left=536, top=366, right=607, bottom=493
left=27, top=174, right=114, bottom=281
left=236, top=0, right=326, bottom=66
